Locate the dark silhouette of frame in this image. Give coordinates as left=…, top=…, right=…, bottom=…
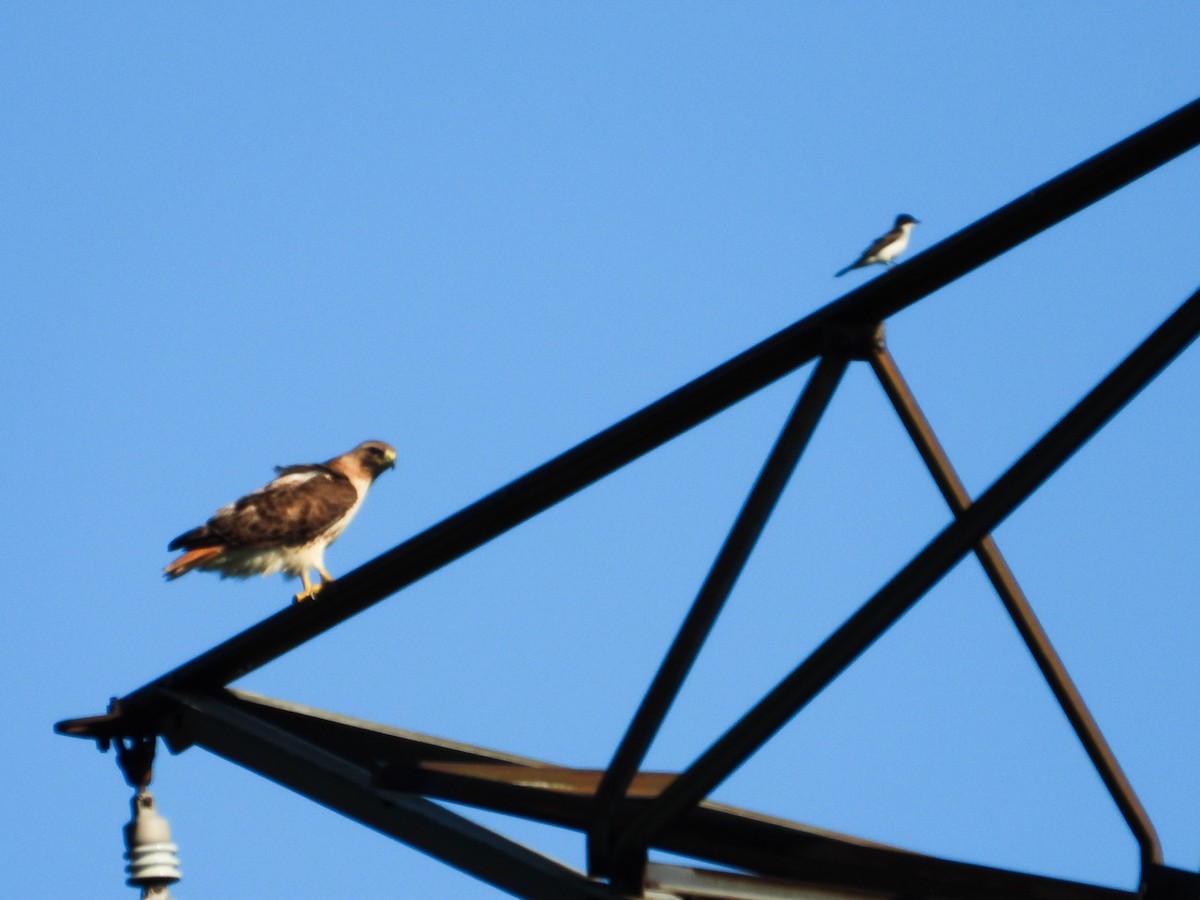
left=58, top=95, right=1200, bottom=900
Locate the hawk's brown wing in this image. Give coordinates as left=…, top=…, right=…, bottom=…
left=168, top=466, right=359, bottom=550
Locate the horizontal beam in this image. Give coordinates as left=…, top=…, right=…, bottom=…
left=158, top=690, right=623, bottom=900
left=170, top=691, right=1134, bottom=900
left=372, top=745, right=1133, bottom=900
left=644, top=863, right=887, bottom=900
left=56, top=94, right=1200, bottom=740
left=392, top=762, right=679, bottom=799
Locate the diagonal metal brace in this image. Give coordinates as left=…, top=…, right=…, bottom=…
left=589, top=350, right=851, bottom=876
left=611, top=283, right=1200, bottom=876
left=867, top=339, right=1161, bottom=870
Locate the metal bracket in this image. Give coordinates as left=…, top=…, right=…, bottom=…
left=116, top=734, right=156, bottom=793
left=822, top=320, right=886, bottom=360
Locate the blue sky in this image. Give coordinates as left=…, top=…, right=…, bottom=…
left=3, top=4, right=1199, bottom=897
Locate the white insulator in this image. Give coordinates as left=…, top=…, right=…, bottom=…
left=124, top=791, right=182, bottom=889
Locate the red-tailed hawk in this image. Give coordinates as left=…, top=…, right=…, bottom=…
left=164, top=440, right=397, bottom=602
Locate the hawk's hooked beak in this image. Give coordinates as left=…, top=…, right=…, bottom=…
left=383, top=447, right=397, bottom=469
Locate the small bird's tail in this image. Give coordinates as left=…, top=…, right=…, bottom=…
left=834, top=263, right=856, bottom=278
left=164, top=546, right=224, bottom=580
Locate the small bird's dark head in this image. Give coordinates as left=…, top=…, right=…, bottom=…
left=895, top=214, right=920, bottom=226
left=352, top=440, right=398, bottom=478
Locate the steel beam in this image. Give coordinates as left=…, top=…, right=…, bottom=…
left=218, top=691, right=1129, bottom=900
left=157, top=689, right=623, bottom=900
left=644, top=862, right=882, bottom=900
left=867, top=342, right=1161, bottom=869
left=374, top=754, right=1134, bottom=900
left=163, top=690, right=1135, bottom=900
left=1142, top=864, right=1200, bottom=900
left=214, top=689, right=549, bottom=770
left=590, top=352, right=850, bottom=874
left=613, top=284, right=1200, bottom=869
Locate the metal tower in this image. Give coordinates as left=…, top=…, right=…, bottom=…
left=57, top=95, right=1200, bottom=900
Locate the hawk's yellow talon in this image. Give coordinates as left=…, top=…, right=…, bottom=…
left=294, top=571, right=324, bottom=603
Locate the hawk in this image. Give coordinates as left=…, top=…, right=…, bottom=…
left=164, top=440, right=397, bottom=602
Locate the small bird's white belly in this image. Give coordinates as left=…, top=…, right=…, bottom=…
left=873, top=234, right=909, bottom=263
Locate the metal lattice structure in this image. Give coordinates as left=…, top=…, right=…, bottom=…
left=58, top=95, right=1200, bottom=900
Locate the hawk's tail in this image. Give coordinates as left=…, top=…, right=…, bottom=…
left=164, top=546, right=225, bottom=580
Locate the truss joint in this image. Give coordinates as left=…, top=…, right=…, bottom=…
left=822, top=320, right=886, bottom=360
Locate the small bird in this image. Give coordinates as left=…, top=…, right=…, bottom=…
left=164, top=440, right=397, bottom=602
left=835, top=214, right=920, bottom=277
